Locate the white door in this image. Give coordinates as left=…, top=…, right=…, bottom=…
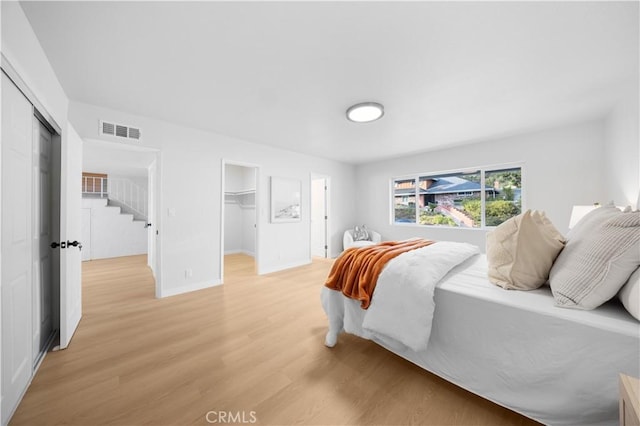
left=310, top=177, right=327, bottom=257
left=32, top=119, right=54, bottom=365
left=1, top=73, right=34, bottom=424
left=148, top=155, right=162, bottom=297
left=81, top=208, right=91, bottom=261
left=147, top=159, right=156, bottom=272
left=59, top=124, right=83, bottom=349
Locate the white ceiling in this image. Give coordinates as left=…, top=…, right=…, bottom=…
left=21, top=1, right=639, bottom=165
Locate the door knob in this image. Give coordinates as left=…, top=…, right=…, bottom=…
left=67, top=240, right=83, bottom=251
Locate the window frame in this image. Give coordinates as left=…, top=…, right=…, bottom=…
left=390, top=162, right=525, bottom=229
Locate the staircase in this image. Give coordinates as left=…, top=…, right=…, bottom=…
left=82, top=174, right=149, bottom=260
left=82, top=198, right=147, bottom=260
left=82, top=173, right=148, bottom=222
left=106, top=198, right=147, bottom=222
left=107, top=177, right=148, bottom=222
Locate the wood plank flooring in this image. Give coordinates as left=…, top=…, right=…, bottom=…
left=10, top=254, right=539, bottom=425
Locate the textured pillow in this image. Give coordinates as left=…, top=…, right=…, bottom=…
left=619, top=267, right=640, bottom=321
left=566, top=204, right=619, bottom=240
left=550, top=210, right=640, bottom=310
left=353, top=225, right=370, bottom=242
left=486, top=210, right=565, bottom=290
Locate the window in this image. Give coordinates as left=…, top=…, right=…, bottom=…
left=392, top=165, right=522, bottom=228
left=393, top=178, right=417, bottom=224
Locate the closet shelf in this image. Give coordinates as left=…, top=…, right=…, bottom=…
left=224, top=189, right=255, bottom=196
left=225, top=190, right=256, bottom=209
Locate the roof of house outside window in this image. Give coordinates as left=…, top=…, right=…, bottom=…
left=395, top=176, right=494, bottom=196
left=425, top=176, right=494, bottom=195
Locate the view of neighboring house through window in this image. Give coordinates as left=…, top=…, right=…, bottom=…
left=392, top=166, right=522, bottom=228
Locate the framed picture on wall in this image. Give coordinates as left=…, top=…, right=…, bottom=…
left=270, top=176, right=301, bottom=223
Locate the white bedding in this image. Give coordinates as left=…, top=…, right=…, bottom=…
left=321, top=254, right=640, bottom=426
left=363, top=241, right=479, bottom=352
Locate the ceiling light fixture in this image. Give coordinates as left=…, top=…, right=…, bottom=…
left=346, top=102, right=384, bottom=123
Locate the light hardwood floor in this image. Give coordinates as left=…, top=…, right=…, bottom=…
left=10, top=254, right=539, bottom=425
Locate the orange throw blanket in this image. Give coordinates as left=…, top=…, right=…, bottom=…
left=325, top=239, right=435, bottom=309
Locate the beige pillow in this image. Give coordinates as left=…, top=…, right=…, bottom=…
left=619, top=267, right=640, bottom=321
left=487, top=210, right=565, bottom=290
left=550, top=210, right=640, bottom=310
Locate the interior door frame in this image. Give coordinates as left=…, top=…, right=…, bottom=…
left=220, top=159, right=260, bottom=283
left=148, top=152, right=162, bottom=298
left=79, top=139, right=161, bottom=295
left=310, top=173, right=331, bottom=258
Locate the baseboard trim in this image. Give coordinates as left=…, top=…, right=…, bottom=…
left=159, top=279, right=222, bottom=298
left=258, top=259, right=311, bottom=275
left=224, top=249, right=255, bottom=257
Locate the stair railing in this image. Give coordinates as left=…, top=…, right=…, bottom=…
left=82, top=176, right=108, bottom=197
left=108, top=177, right=148, bottom=220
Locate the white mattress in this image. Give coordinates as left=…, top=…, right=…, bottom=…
left=321, top=254, right=640, bottom=426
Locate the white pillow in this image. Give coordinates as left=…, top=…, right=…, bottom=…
left=486, top=210, right=565, bottom=290
left=619, top=267, right=640, bottom=321
left=550, top=210, right=640, bottom=310
left=566, top=204, right=620, bottom=240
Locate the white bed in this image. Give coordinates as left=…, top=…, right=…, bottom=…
left=321, top=253, right=640, bottom=426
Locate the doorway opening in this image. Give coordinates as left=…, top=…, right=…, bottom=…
left=221, top=161, right=259, bottom=282
left=81, top=139, right=160, bottom=295
left=310, top=175, right=330, bottom=258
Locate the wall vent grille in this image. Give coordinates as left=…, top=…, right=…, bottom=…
left=128, top=127, right=141, bottom=140
left=100, top=120, right=141, bottom=141
left=102, top=121, right=115, bottom=136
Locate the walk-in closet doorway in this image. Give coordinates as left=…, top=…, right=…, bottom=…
left=221, top=161, right=259, bottom=281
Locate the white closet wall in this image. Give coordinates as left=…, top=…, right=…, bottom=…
left=224, top=165, right=256, bottom=256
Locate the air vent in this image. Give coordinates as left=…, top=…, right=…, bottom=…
left=115, top=125, right=127, bottom=138
left=102, top=121, right=115, bottom=136
left=100, top=120, right=141, bottom=141
left=128, top=127, right=141, bottom=140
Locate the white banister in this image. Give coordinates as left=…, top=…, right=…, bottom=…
left=108, top=177, right=148, bottom=220
left=82, top=175, right=148, bottom=220
left=82, top=176, right=108, bottom=198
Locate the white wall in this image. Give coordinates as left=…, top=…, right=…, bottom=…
left=224, top=202, right=243, bottom=255
left=224, top=164, right=256, bottom=193
left=1, top=2, right=69, bottom=128
left=69, top=101, right=356, bottom=297
left=241, top=207, right=255, bottom=255
left=354, top=119, right=607, bottom=250
left=605, top=89, right=640, bottom=208
left=82, top=198, right=147, bottom=260
left=223, top=202, right=256, bottom=256
left=110, top=174, right=148, bottom=192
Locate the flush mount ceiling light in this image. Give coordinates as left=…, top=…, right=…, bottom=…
left=346, top=102, right=384, bottom=123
